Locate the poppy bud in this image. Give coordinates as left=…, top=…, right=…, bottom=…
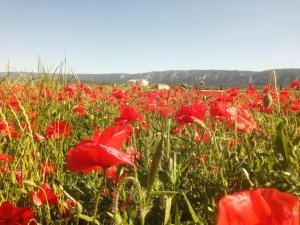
left=263, top=93, right=273, bottom=108
left=193, top=118, right=206, bottom=129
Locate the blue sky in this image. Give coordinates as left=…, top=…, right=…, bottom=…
left=0, top=0, right=299, bottom=73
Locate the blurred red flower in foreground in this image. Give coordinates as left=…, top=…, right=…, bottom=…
left=217, top=188, right=299, bottom=225
left=45, top=120, right=72, bottom=139
left=31, top=183, right=60, bottom=206
left=175, top=102, right=207, bottom=125
left=67, top=125, right=135, bottom=173
left=0, top=201, right=35, bottom=225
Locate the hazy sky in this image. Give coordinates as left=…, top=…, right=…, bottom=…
left=0, top=0, right=299, bottom=73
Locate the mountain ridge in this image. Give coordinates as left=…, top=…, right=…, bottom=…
left=1, top=68, right=300, bottom=88
left=77, top=68, right=300, bottom=87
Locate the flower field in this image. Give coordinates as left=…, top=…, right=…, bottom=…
left=0, top=74, right=299, bottom=225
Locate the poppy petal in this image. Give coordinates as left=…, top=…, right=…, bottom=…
left=217, top=188, right=299, bottom=225
left=67, top=143, right=135, bottom=172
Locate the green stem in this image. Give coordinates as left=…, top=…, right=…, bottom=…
left=93, top=192, right=101, bottom=220
left=93, top=176, right=103, bottom=221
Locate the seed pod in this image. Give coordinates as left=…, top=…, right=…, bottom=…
left=193, top=118, right=206, bottom=129
left=263, top=93, right=273, bottom=108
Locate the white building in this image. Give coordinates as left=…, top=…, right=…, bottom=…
left=156, top=84, right=170, bottom=90
left=127, top=79, right=149, bottom=86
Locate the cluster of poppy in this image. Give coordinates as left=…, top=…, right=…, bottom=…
left=0, top=80, right=299, bottom=224
left=0, top=180, right=75, bottom=224
left=1, top=80, right=299, bottom=139
left=0, top=187, right=298, bottom=224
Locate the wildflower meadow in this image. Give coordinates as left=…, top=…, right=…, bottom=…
left=0, top=71, right=299, bottom=225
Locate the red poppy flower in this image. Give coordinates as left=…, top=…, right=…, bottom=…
left=83, top=85, right=92, bottom=94
left=40, top=87, right=53, bottom=99
left=40, top=162, right=55, bottom=176
left=0, top=201, right=35, bottom=225
left=33, top=133, right=46, bottom=143
left=126, top=147, right=143, bottom=161
left=228, top=138, right=240, bottom=146
left=28, top=110, right=37, bottom=121
left=66, top=198, right=76, bottom=209
left=210, top=101, right=230, bottom=121
left=31, top=183, right=60, bottom=206
left=194, top=132, right=211, bottom=143
left=279, top=89, right=290, bottom=105
left=0, top=120, right=19, bottom=138
left=64, top=84, right=76, bottom=97
left=226, top=107, right=257, bottom=133
left=202, top=132, right=211, bottom=143
left=290, top=100, right=300, bottom=111
left=73, top=105, right=87, bottom=115
left=197, top=153, right=208, bottom=164
left=0, top=153, right=13, bottom=162
left=67, top=143, right=134, bottom=172
left=21, top=121, right=37, bottom=132
left=263, top=85, right=275, bottom=94
left=175, top=102, right=207, bottom=125
left=105, top=166, right=125, bottom=184
left=290, top=80, right=300, bottom=90
left=159, top=106, right=175, bottom=117
left=45, top=120, right=72, bottom=139
left=217, top=188, right=299, bottom=225
left=67, top=125, right=135, bottom=173
left=9, top=97, right=21, bottom=112
left=91, top=124, right=133, bottom=146
left=0, top=153, right=13, bottom=173
left=112, top=88, right=126, bottom=100
left=246, top=85, right=257, bottom=95
left=115, top=106, right=143, bottom=125
left=15, top=169, right=22, bottom=187
left=227, top=87, right=239, bottom=97
left=97, top=85, right=104, bottom=93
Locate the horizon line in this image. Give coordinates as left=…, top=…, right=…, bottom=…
left=1, top=67, right=300, bottom=75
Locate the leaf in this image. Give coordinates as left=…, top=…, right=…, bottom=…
left=242, top=168, right=254, bottom=186
left=164, top=196, right=173, bottom=225
left=174, top=203, right=181, bottom=225
left=147, top=139, right=163, bottom=194
left=274, top=120, right=290, bottom=168
left=182, top=193, right=203, bottom=225
left=78, top=214, right=100, bottom=225
left=150, top=191, right=179, bottom=196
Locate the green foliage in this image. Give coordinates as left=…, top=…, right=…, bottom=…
left=0, top=72, right=299, bottom=224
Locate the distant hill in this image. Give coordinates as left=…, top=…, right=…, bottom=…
left=77, top=69, right=300, bottom=88
left=1, top=69, right=300, bottom=88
